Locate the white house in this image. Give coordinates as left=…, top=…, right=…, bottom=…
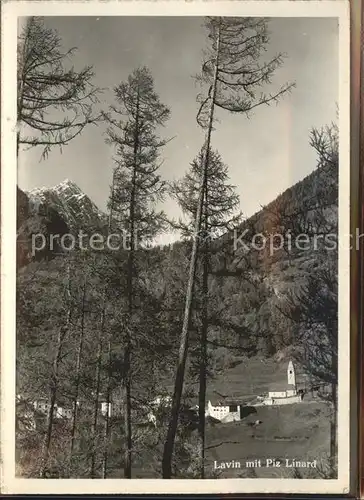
left=264, top=394, right=302, bottom=406
left=205, top=400, right=241, bottom=423
left=32, top=399, right=80, bottom=419
left=33, top=399, right=52, bottom=414
left=100, top=401, right=112, bottom=418
left=55, top=406, right=73, bottom=419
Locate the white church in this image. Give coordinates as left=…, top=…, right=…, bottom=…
left=205, top=361, right=303, bottom=422
left=263, top=360, right=303, bottom=406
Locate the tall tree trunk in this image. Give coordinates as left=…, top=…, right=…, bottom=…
left=102, top=170, right=116, bottom=479
left=123, top=88, right=140, bottom=479
left=69, top=279, right=87, bottom=465
left=162, top=20, right=221, bottom=479
left=102, top=338, right=112, bottom=478
left=198, top=196, right=209, bottom=479
left=90, top=306, right=105, bottom=478
left=39, top=262, right=72, bottom=478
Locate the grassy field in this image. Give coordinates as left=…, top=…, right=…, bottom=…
left=205, top=354, right=309, bottom=402
left=204, top=401, right=331, bottom=478
left=109, top=355, right=332, bottom=479
left=201, top=355, right=332, bottom=478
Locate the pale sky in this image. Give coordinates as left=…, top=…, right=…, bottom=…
left=18, top=16, right=338, bottom=242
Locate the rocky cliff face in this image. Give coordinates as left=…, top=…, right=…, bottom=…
left=17, top=179, right=106, bottom=266
left=27, top=179, right=106, bottom=231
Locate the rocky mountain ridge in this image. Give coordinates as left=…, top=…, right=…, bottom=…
left=26, top=179, right=106, bottom=231
left=17, top=180, right=107, bottom=266
left=17, top=161, right=337, bottom=273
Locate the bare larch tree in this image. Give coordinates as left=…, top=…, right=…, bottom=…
left=17, top=16, right=101, bottom=158
left=162, top=16, right=295, bottom=478
left=104, top=66, right=170, bottom=478
left=171, top=146, right=242, bottom=477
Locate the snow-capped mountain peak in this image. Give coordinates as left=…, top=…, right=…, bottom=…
left=27, top=179, right=106, bottom=231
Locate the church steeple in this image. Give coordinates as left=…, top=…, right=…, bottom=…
left=287, top=360, right=296, bottom=387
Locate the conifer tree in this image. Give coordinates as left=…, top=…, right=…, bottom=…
left=104, top=66, right=170, bottom=478
left=162, top=16, right=294, bottom=478
left=171, top=147, right=241, bottom=477
left=17, top=16, right=101, bottom=158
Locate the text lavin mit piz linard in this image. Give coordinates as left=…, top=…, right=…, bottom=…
left=214, top=458, right=318, bottom=469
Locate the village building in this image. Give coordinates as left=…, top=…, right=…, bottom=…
left=55, top=406, right=73, bottom=419
left=100, top=401, right=112, bottom=417
left=263, top=360, right=303, bottom=406
left=33, top=399, right=52, bottom=414
left=17, top=393, right=124, bottom=428
left=205, top=400, right=243, bottom=423
left=32, top=400, right=71, bottom=419
left=205, top=360, right=303, bottom=421
left=30, top=395, right=122, bottom=420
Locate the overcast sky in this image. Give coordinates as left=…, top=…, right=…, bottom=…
left=18, top=16, right=338, bottom=242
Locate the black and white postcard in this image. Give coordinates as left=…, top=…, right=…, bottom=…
left=1, top=0, right=351, bottom=495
